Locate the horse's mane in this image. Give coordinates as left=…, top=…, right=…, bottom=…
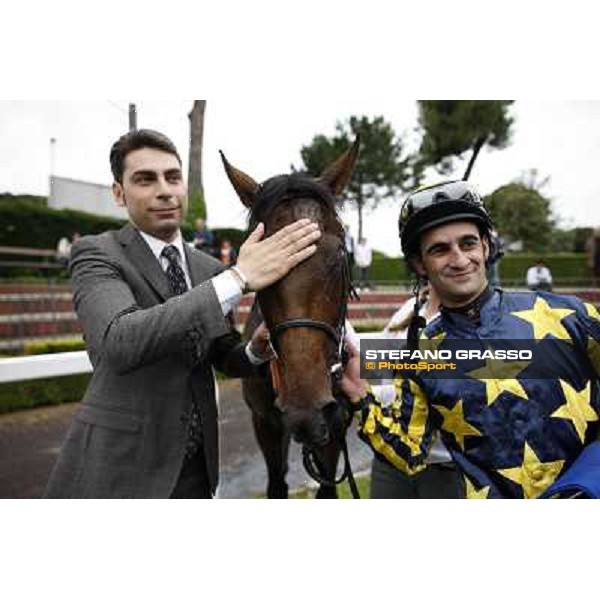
left=247, top=173, right=339, bottom=231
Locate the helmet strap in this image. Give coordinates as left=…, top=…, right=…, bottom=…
left=407, top=277, right=427, bottom=351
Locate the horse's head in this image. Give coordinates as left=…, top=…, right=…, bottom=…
left=221, top=140, right=359, bottom=447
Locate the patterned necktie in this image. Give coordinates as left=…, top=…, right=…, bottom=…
left=161, top=245, right=202, bottom=459
left=161, top=245, right=188, bottom=295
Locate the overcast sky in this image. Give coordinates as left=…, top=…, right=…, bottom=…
left=2, top=99, right=599, bottom=257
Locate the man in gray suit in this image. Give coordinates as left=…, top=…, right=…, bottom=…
left=44, top=129, right=321, bottom=498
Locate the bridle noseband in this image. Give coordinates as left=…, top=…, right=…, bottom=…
left=249, top=176, right=361, bottom=497
left=270, top=319, right=343, bottom=371
left=263, top=241, right=361, bottom=498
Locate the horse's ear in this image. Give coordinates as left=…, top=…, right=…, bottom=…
left=318, top=136, right=360, bottom=196
left=220, top=150, right=260, bottom=208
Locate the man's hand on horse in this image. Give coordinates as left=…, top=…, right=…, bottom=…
left=340, top=340, right=367, bottom=404
left=249, top=322, right=276, bottom=362
left=236, top=219, right=321, bottom=291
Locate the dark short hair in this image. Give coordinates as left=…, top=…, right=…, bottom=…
left=109, top=129, right=181, bottom=183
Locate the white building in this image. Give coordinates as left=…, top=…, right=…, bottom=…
left=49, top=176, right=127, bottom=220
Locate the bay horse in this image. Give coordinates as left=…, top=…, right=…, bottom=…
left=220, top=140, right=359, bottom=498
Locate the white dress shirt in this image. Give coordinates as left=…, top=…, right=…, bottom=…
left=138, top=229, right=263, bottom=364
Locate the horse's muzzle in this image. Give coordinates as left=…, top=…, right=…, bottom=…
left=285, top=398, right=340, bottom=448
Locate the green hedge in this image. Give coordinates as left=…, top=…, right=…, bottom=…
left=0, top=199, right=245, bottom=253
left=0, top=203, right=127, bottom=249
left=0, top=373, right=90, bottom=414
left=496, top=253, right=588, bottom=283
left=365, top=253, right=590, bottom=285
left=23, top=339, right=86, bottom=355
left=0, top=339, right=89, bottom=413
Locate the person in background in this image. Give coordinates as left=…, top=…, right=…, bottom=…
left=369, top=283, right=461, bottom=498
left=56, top=235, right=71, bottom=268
left=193, top=218, right=216, bottom=257
left=526, top=259, right=553, bottom=291
left=354, top=236, right=373, bottom=291
left=218, top=238, right=237, bottom=267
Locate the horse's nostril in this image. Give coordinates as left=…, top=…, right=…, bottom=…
left=289, top=412, right=330, bottom=447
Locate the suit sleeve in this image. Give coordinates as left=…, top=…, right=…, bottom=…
left=208, top=313, right=257, bottom=378
left=70, top=237, right=233, bottom=374
left=355, top=376, right=437, bottom=475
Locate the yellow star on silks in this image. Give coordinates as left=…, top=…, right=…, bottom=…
left=551, top=380, right=598, bottom=443
left=511, top=297, right=574, bottom=342
left=584, top=302, right=600, bottom=375
left=417, top=333, right=447, bottom=373
left=464, top=476, right=490, bottom=499
left=497, top=442, right=565, bottom=499
left=585, top=302, right=600, bottom=322
left=420, top=331, right=446, bottom=353
left=466, top=359, right=530, bottom=406
left=422, top=330, right=446, bottom=343
left=435, top=399, right=483, bottom=450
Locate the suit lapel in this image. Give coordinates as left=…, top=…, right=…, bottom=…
left=184, top=244, right=218, bottom=288
left=117, top=223, right=171, bottom=301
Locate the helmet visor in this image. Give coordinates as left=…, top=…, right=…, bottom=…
left=399, top=180, right=492, bottom=255
left=406, top=180, right=483, bottom=214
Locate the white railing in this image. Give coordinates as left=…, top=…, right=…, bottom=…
left=0, top=351, right=92, bottom=384
left=0, top=333, right=382, bottom=384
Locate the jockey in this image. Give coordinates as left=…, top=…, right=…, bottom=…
left=341, top=180, right=600, bottom=498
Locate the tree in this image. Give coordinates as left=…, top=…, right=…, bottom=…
left=417, top=101, right=514, bottom=179
left=300, top=115, right=416, bottom=239
left=485, top=183, right=554, bottom=252
left=186, top=100, right=207, bottom=226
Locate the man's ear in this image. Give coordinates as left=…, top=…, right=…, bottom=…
left=113, top=182, right=125, bottom=207
left=411, top=256, right=427, bottom=278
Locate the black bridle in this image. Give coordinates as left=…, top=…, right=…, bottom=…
left=266, top=243, right=361, bottom=498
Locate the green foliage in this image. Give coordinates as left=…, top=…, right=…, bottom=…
left=23, top=338, right=86, bottom=356
left=547, top=228, right=577, bottom=253
left=185, top=191, right=207, bottom=228
left=417, top=101, right=514, bottom=175
left=369, top=257, right=410, bottom=282
left=212, top=227, right=246, bottom=249
left=573, top=227, right=595, bottom=253
left=485, top=183, right=553, bottom=252
left=0, top=192, right=48, bottom=209
left=363, top=253, right=589, bottom=285
left=0, top=374, right=90, bottom=414
left=497, top=253, right=589, bottom=284
left=300, top=115, right=416, bottom=236
left=0, top=201, right=125, bottom=249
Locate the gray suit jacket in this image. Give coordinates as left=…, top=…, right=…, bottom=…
left=44, top=224, right=255, bottom=498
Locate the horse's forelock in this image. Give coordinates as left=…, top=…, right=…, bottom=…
left=247, top=173, right=339, bottom=232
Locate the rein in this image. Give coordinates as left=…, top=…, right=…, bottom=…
left=250, top=178, right=361, bottom=498
left=268, top=248, right=361, bottom=499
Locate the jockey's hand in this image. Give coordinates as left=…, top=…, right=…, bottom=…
left=236, top=219, right=321, bottom=292
left=340, top=340, right=367, bottom=404
left=249, top=321, right=275, bottom=362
